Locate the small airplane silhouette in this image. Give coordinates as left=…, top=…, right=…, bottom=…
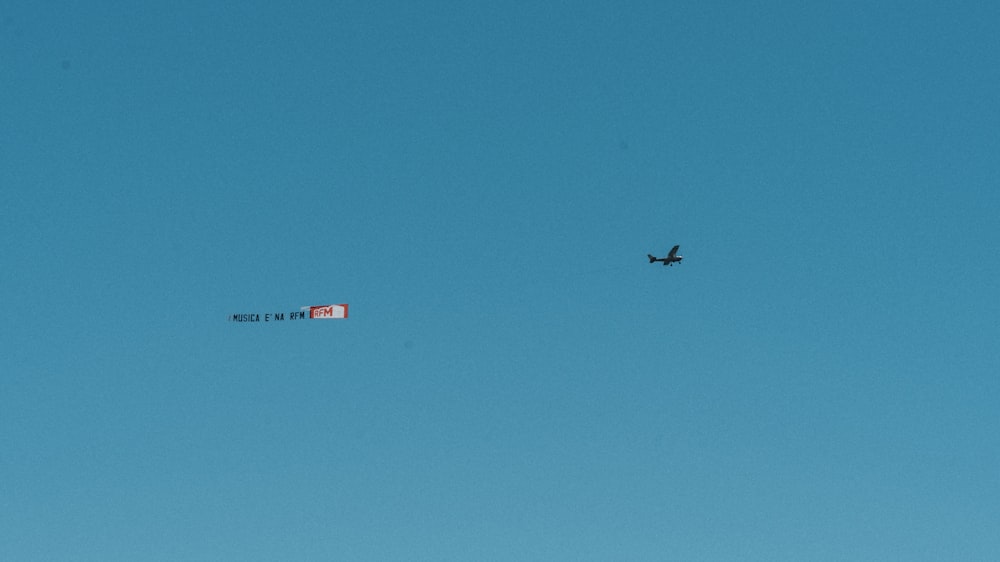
left=648, top=245, right=683, bottom=266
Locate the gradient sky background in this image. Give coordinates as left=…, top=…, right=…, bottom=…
left=3, top=2, right=999, bottom=560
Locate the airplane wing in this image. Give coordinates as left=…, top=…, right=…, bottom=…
left=667, top=245, right=680, bottom=258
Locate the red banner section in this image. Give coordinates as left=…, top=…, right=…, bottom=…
left=309, top=304, right=348, bottom=319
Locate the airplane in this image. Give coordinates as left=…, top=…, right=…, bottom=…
left=648, top=245, right=683, bottom=266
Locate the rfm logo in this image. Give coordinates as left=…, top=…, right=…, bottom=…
left=308, top=304, right=348, bottom=319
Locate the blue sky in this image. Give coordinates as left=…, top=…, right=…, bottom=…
left=3, top=2, right=999, bottom=560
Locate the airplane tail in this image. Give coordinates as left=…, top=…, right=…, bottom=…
left=648, top=254, right=656, bottom=263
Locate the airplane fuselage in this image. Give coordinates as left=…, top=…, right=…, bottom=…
left=648, top=248, right=683, bottom=266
